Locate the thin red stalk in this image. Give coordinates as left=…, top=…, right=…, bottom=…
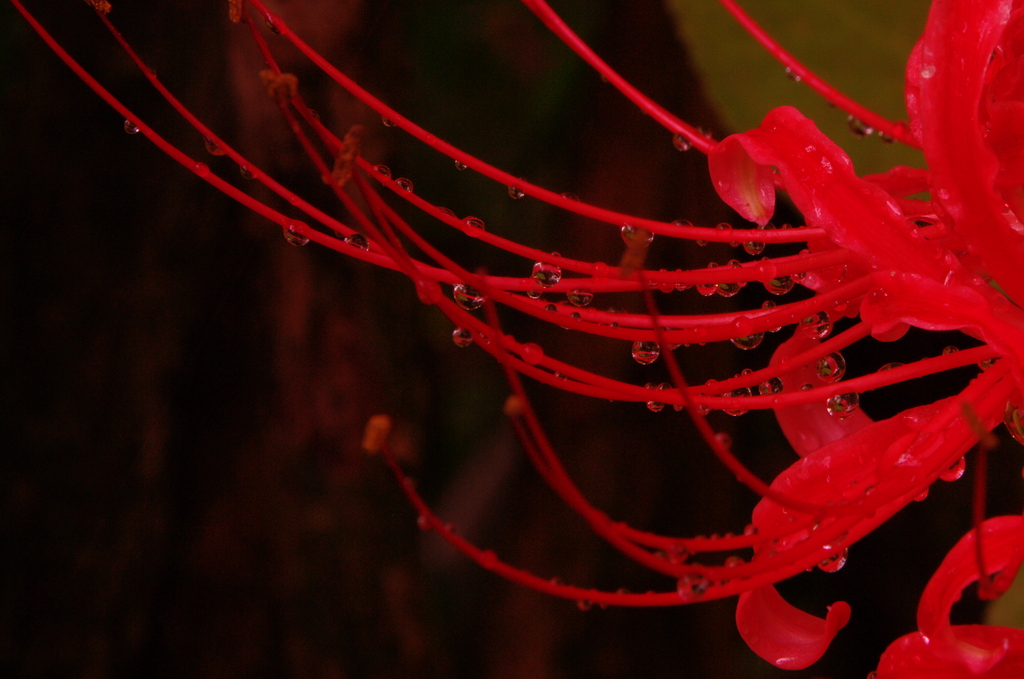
left=974, top=441, right=992, bottom=598
left=715, top=0, right=917, bottom=147
left=638, top=278, right=828, bottom=516
left=243, top=0, right=823, bottom=244
left=379, top=441, right=684, bottom=607
left=518, top=0, right=715, bottom=153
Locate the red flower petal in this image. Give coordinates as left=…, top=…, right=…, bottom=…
left=877, top=626, right=1024, bottom=678
left=708, top=107, right=959, bottom=284
left=769, top=331, right=873, bottom=458
left=876, top=517, right=1024, bottom=676
left=911, top=0, right=1024, bottom=303
left=736, top=584, right=850, bottom=670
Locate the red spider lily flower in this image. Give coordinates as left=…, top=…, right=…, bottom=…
left=10, top=0, right=1024, bottom=674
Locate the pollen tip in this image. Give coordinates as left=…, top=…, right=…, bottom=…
left=84, top=0, right=112, bottom=15
left=503, top=395, right=524, bottom=418
left=362, top=414, right=392, bottom=454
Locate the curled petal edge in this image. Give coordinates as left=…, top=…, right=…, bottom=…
left=736, top=584, right=850, bottom=670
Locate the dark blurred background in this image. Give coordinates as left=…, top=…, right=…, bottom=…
left=1, top=1, right=1020, bottom=678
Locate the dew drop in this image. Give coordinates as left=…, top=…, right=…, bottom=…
left=818, top=547, right=848, bottom=573
left=532, top=261, right=562, bottom=287
left=941, top=457, right=966, bottom=482
left=373, top=164, right=392, bottom=179
left=942, top=345, right=959, bottom=355
left=239, top=164, right=256, bottom=180
left=743, top=240, right=765, bottom=256
left=879, top=361, right=904, bottom=372
left=526, top=290, right=543, bottom=300
left=454, top=160, right=467, bottom=171
left=381, top=115, right=396, bottom=127
left=508, top=184, right=525, bottom=200
left=560, top=192, right=580, bottom=201
left=716, top=278, right=741, bottom=298
left=672, top=133, right=692, bottom=152
left=123, top=119, right=139, bottom=134
left=452, top=327, right=473, bottom=347
left=395, top=177, right=414, bottom=192
left=676, top=574, right=710, bottom=601
left=645, top=382, right=666, bottom=413
left=800, top=311, right=832, bottom=339
left=724, top=387, right=751, bottom=416
left=1004, top=401, right=1024, bottom=445
left=695, top=261, right=718, bottom=296
left=193, top=162, right=210, bottom=178
left=567, top=289, right=593, bottom=307
left=283, top=222, right=309, bottom=246
left=826, top=392, right=860, bottom=419
left=759, top=377, right=784, bottom=395
left=785, top=67, right=802, bottom=82
left=453, top=284, right=485, bottom=311
left=920, top=64, right=936, bottom=79
left=731, top=333, right=764, bottom=350
left=816, top=352, right=847, bottom=383
left=204, top=137, right=225, bottom=156
left=621, top=224, right=654, bottom=247
left=631, top=341, right=660, bottom=365
left=765, top=275, right=795, bottom=295
left=463, top=216, right=486, bottom=230
left=345, top=233, right=369, bottom=250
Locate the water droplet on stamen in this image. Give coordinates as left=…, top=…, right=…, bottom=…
left=765, top=275, right=794, bottom=295
left=123, top=119, right=139, bottom=134
left=204, top=137, right=225, bottom=155
left=696, top=262, right=719, bottom=297
left=373, top=164, right=392, bottom=179
left=724, top=387, right=751, bottom=416
left=567, top=289, right=593, bottom=307
left=283, top=222, right=309, bottom=246
left=621, top=224, right=654, bottom=247
left=731, top=333, right=764, bottom=350
left=759, top=377, right=784, bottom=395
left=508, top=184, right=525, bottom=200
left=345, top=233, right=369, bottom=250
left=395, top=177, right=414, bottom=192
left=816, top=352, right=847, bottom=383
left=800, top=311, right=832, bottom=340
left=463, top=216, right=485, bottom=230
left=239, top=165, right=256, bottom=180
left=672, top=133, right=692, bottom=152
left=532, top=261, right=562, bottom=287
left=631, top=341, right=660, bottom=365
left=676, top=574, right=710, bottom=601
left=452, top=327, right=473, bottom=347
left=454, top=160, right=467, bottom=171
left=453, top=284, right=485, bottom=311
left=826, top=392, right=860, bottom=419
left=785, top=67, right=802, bottom=82
left=381, top=116, right=396, bottom=127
